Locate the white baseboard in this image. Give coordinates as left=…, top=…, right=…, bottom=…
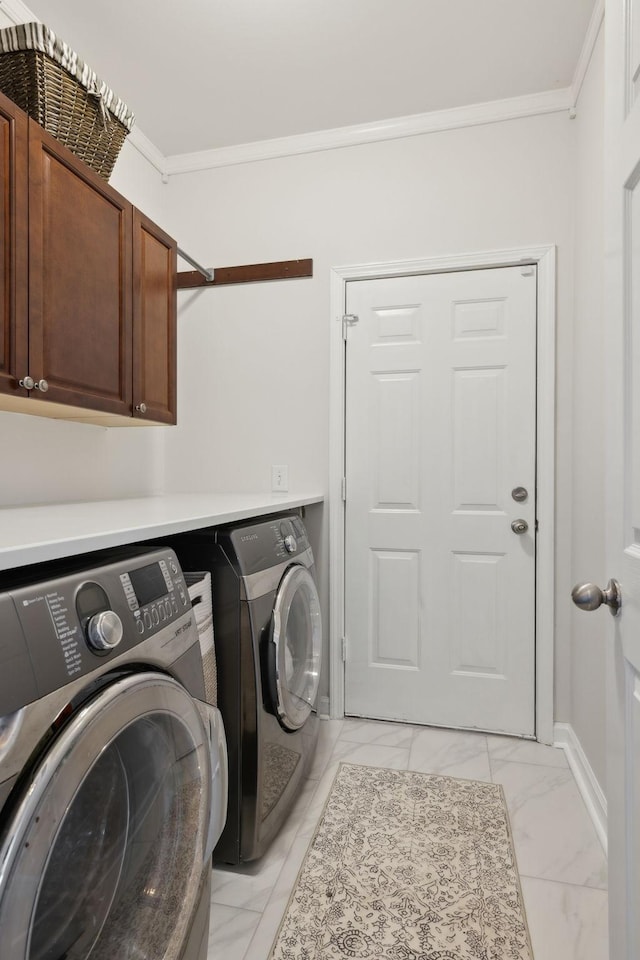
left=554, top=722, right=607, bottom=853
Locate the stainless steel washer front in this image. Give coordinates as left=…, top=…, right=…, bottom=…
left=0, top=673, right=211, bottom=960
left=0, top=546, right=228, bottom=960
left=163, top=512, right=321, bottom=865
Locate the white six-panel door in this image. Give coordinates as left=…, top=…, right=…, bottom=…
left=344, top=266, right=536, bottom=735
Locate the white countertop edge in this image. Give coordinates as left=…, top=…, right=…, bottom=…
left=0, top=492, right=325, bottom=570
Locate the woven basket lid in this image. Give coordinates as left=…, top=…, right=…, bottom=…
left=0, top=21, right=135, bottom=130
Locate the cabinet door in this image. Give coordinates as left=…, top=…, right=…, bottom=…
left=28, top=122, right=133, bottom=416
left=132, top=209, right=177, bottom=424
left=0, top=92, right=28, bottom=398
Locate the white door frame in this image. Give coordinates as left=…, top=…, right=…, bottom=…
left=328, top=244, right=556, bottom=743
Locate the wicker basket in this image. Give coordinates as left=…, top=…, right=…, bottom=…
left=0, top=22, right=134, bottom=180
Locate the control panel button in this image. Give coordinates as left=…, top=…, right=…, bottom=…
left=179, top=589, right=187, bottom=606
left=164, top=600, right=172, bottom=617
left=159, top=560, right=174, bottom=591
left=144, top=611, right=152, bottom=630
left=152, top=608, right=160, bottom=626
left=159, top=606, right=166, bottom=621
left=284, top=534, right=297, bottom=554
left=119, top=573, right=140, bottom=610
left=136, top=619, right=144, bottom=635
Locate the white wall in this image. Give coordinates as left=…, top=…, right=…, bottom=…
left=162, top=112, right=577, bottom=712
left=570, top=25, right=606, bottom=788
left=0, top=139, right=170, bottom=507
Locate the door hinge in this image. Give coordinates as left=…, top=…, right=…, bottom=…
left=341, top=637, right=348, bottom=661
left=342, top=314, right=358, bottom=339
left=341, top=476, right=347, bottom=501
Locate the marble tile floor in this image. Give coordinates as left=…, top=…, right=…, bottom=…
left=207, top=718, right=609, bottom=960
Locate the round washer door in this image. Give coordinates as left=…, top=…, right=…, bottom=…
left=0, top=672, right=213, bottom=960
left=270, top=565, right=322, bottom=731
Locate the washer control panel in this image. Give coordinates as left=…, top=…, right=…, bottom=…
left=118, top=556, right=190, bottom=639
left=223, top=514, right=312, bottom=575
left=273, top=518, right=306, bottom=561
left=5, top=547, right=193, bottom=699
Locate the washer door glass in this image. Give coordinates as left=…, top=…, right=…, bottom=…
left=271, top=565, right=322, bottom=730
left=0, top=672, right=211, bottom=960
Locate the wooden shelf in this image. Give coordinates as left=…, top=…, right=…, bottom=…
left=177, top=258, right=313, bottom=290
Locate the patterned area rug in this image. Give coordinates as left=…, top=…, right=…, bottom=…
left=269, top=763, right=533, bottom=960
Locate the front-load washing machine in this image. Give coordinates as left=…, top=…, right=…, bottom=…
left=0, top=545, right=227, bottom=960
left=168, top=513, right=322, bottom=864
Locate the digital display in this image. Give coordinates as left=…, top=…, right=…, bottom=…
left=128, top=563, right=167, bottom=607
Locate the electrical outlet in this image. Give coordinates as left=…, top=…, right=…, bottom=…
left=271, top=464, right=289, bottom=492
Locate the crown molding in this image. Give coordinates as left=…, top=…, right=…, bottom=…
left=126, top=126, right=168, bottom=177
left=570, top=0, right=605, bottom=108
left=0, top=0, right=37, bottom=25
left=163, top=87, right=573, bottom=176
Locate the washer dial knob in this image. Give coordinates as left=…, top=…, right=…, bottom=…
left=87, top=610, right=124, bottom=651
left=283, top=534, right=297, bottom=554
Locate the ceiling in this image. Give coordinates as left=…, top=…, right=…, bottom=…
left=21, top=0, right=597, bottom=158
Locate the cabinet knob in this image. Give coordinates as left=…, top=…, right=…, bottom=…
left=135, top=402, right=147, bottom=414
left=34, top=379, right=49, bottom=393
left=19, top=376, right=35, bottom=390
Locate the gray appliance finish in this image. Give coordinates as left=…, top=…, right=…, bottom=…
left=0, top=545, right=227, bottom=960
left=167, top=513, right=322, bottom=865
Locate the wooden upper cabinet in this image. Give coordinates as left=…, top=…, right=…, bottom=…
left=133, top=210, right=177, bottom=424
left=0, top=107, right=177, bottom=425
left=28, top=121, right=133, bottom=416
left=0, top=91, right=28, bottom=398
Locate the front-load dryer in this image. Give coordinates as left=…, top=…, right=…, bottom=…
left=167, top=513, right=322, bottom=864
left=0, top=545, right=227, bottom=960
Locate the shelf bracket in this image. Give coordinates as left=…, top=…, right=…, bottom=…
left=177, top=247, right=214, bottom=283
left=177, top=257, right=313, bottom=290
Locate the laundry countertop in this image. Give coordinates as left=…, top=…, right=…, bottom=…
left=0, top=492, right=324, bottom=570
